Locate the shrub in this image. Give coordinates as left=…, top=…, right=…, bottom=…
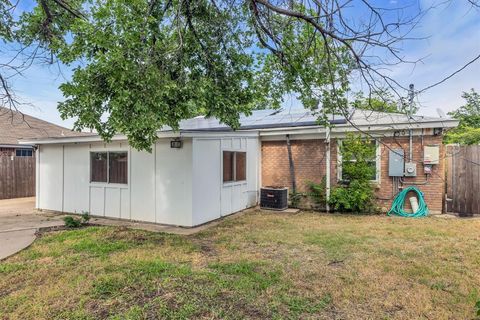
left=476, top=300, right=480, bottom=317
left=329, top=180, right=375, bottom=213
left=329, top=133, right=377, bottom=213
left=306, top=178, right=326, bottom=209
left=81, top=211, right=91, bottom=223
left=63, top=211, right=91, bottom=229
left=63, top=216, right=83, bottom=228
left=289, top=191, right=305, bottom=208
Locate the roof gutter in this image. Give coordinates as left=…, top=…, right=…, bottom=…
left=0, top=144, right=34, bottom=148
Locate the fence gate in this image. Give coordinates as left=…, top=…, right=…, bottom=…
left=446, top=145, right=480, bottom=216
left=0, top=156, right=36, bottom=200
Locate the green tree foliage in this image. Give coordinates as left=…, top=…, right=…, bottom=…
left=56, top=0, right=267, bottom=150
left=0, top=0, right=13, bottom=40
left=2, top=0, right=351, bottom=150
left=445, top=89, right=480, bottom=145
left=351, top=90, right=409, bottom=114
left=329, top=133, right=377, bottom=213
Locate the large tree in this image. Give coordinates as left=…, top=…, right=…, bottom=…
left=445, top=89, right=480, bottom=145
left=1, top=0, right=479, bottom=149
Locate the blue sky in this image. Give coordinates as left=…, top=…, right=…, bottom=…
left=2, top=0, right=479, bottom=128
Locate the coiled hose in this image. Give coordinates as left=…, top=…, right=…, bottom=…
left=387, top=186, right=429, bottom=217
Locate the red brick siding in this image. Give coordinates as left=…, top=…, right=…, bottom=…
left=376, top=134, right=444, bottom=213
left=261, top=139, right=337, bottom=192
left=261, top=134, right=445, bottom=213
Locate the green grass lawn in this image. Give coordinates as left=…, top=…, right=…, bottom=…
left=1, top=210, right=479, bottom=319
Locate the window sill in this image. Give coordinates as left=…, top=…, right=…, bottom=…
left=90, top=182, right=129, bottom=188
left=222, top=180, right=247, bottom=186
left=337, top=179, right=380, bottom=187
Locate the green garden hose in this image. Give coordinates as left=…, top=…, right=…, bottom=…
left=387, top=186, right=429, bottom=217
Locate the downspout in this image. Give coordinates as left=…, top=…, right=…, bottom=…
left=325, top=126, right=331, bottom=212
left=286, top=134, right=296, bottom=193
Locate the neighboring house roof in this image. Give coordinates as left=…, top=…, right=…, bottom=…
left=0, top=107, right=90, bottom=146
left=19, top=107, right=459, bottom=145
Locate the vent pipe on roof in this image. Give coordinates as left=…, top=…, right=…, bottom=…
left=408, top=84, right=415, bottom=117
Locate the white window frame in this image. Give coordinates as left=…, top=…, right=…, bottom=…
left=337, top=139, right=381, bottom=183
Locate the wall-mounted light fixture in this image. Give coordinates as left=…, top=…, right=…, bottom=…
left=170, top=138, right=183, bottom=149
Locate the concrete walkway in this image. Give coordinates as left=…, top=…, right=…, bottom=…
left=0, top=197, right=240, bottom=259
left=0, top=197, right=64, bottom=260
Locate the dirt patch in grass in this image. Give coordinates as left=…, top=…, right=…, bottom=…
left=1, top=210, right=480, bottom=319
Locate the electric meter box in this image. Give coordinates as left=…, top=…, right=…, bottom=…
left=424, top=145, right=440, bottom=164
left=404, top=162, right=417, bottom=177
left=388, top=149, right=404, bottom=177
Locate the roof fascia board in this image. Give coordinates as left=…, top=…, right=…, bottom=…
left=19, top=130, right=259, bottom=145
left=260, top=127, right=449, bottom=140
left=259, top=119, right=459, bottom=137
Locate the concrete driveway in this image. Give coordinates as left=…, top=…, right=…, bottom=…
left=0, top=197, right=64, bottom=260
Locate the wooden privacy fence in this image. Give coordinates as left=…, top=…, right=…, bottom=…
left=446, top=145, right=480, bottom=216
left=0, top=156, right=35, bottom=199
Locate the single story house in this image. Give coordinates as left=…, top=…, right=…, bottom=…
left=0, top=107, right=86, bottom=199
left=21, top=108, right=458, bottom=226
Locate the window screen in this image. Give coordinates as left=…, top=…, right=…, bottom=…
left=109, top=152, right=128, bottom=184
left=223, top=151, right=246, bottom=182
left=91, top=152, right=108, bottom=182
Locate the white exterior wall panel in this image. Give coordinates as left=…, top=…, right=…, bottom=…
left=192, top=139, right=222, bottom=226
left=246, top=138, right=260, bottom=207
left=155, top=139, right=193, bottom=226
left=36, top=134, right=259, bottom=227
left=130, top=148, right=155, bottom=222
left=88, top=142, right=129, bottom=219
left=63, top=144, right=89, bottom=213
left=38, top=144, right=63, bottom=211
left=192, top=136, right=259, bottom=226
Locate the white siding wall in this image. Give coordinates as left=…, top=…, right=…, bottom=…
left=37, top=139, right=195, bottom=226
left=155, top=139, right=193, bottom=226
left=38, top=144, right=63, bottom=211
left=246, top=138, right=260, bottom=207
left=192, top=139, right=222, bottom=225
left=63, top=144, right=89, bottom=213
left=130, top=147, right=155, bottom=222
left=88, top=142, right=130, bottom=218
left=37, top=135, right=259, bottom=227
left=192, top=136, right=260, bottom=226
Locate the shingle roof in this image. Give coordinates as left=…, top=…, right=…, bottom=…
left=0, top=107, right=89, bottom=145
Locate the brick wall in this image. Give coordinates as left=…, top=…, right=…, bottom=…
left=376, top=134, right=444, bottom=213
left=261, top=133, right=445, bottom=213
left=261, top=139, right=337, bottom=192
